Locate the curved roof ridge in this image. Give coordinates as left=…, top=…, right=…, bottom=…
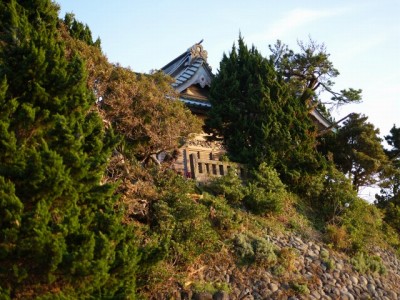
left=172, top=57, right=205, bottom=88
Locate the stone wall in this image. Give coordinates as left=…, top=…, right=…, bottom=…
left=152, top=231, right=400, bottom=300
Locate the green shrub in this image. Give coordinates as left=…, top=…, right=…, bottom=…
left=271, top=265, right=285, bottom=276
left=233, top=233, right=254, bottom=262
left=314, top=167, right=358, bottom=224
left=342, top=198, right=384, bottom=252
left=325, top=224, right=350, bottom=251
left=200, top=193, right=242, bottom=232
left=383, top=203, right=400, bottom=232
left=278, top=247, right=298, bottom=273
left=232, top=233, right=278, bottom=266
left=206, top=169, right=246, bottom=207
left=323, top=258, right=335, bottom=271
left=351, top=252, right=387, bottom=275
left=191, top=281, right=231, bottom=294
left=149, top=171, right=220, bottom=265
left=169, top=197, right=220, bottom=264
left=319, top=248, right=329, bottom=260
left=319, top=248, right=335, bottom=270
left=291, top=282, right=310, bottom=294
left=244, top=163, right=287, bottom=214
left=381, top=222, right=400, bottom=251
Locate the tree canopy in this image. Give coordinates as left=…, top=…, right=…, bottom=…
left=269, top=38, right=362, bottom=110
left=205, top=36, right=322, bottom=188
left=0, top=1, right=137, bottom=298
left=101, top=68, right=202, bottom=165
left=63, top=12, right=101, bottom=48
left=375, top=125, right=400, bottom=233
left=318, top=114, right=387, bottom=191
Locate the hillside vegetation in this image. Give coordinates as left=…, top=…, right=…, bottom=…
left=1, top=1, right=399, bottom=299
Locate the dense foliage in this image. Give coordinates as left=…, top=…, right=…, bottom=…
left=269, top=38, right=362, bottom=109
left=101, top=68, right=202, bottom=165
left=376, top=126, right=400, bottom=233
left=318, top=114, right=387, bottom=191
left=0, top=1, right=138, bottom=298
left=63, top=12, right=101, bottom=48
left=205, top=36, right=322, bottom=190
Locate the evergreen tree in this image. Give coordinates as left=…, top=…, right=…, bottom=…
left=0, top=1, right=137, bottom=298
left=375, top=125, right=400, bottom=233
left=319, top=114, right=387, bottom=191
left=205, top=36, right=322, bottom=187
left=269, top=38, right=362, bottom=110
left=63, top=12, right=101, bottom=48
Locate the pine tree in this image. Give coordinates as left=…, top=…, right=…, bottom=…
left=376, top=125, right=400, bottom=233
left=319, top=114, right=387, bottom=191
left=269, top=38, right=362, bottom=109
left=0, top=1, right=137, bottom=298
left=205, top=36, right=321, bottom=187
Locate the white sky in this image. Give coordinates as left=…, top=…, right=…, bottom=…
left=56, top=0, right=399, bottom=201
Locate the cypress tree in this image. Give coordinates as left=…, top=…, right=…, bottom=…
left=206, top=36, right=321, bottom=186
left=0, top=1, right=137, bottom=298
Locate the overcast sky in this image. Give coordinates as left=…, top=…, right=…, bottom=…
left=56, top=0, right=399, bottom=201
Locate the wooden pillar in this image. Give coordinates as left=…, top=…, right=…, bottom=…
left=189, top=154, right=197, bottom=179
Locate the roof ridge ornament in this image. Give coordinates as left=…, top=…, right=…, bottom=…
left=189, top=40, right=208, bottom=63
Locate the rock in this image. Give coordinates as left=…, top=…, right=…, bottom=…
left=387, top=290, right=397, bottom=299
left=213, top=291, right=229, bottom=300
left=377, top=289, right=385, bottom=298
left=360, top=292, right=373, bottom=299
left=340, top=292, right=354, bottom=300
left=260, top=275, right=270, bottom=284
left=350, top=275, right=358, bottom=285
left=305, top=257, right=313, bottom=264
left=314, top=277, right=323, bottom=287
left=293, top=236, right=303, bottom=244
left=256, top=280, right=267, bottom=290
left=193, top=292, right=213, bottom=300
left=335, top=262, right=344, bottom=270
left=307, top=250, right=318, bottom=258
left=238, top=288, right=251, bottom=299
left=331, top=287, right=340, bottom=297
left=312, top=244, right=321, bottom=253
left=344, top=278, right=353, bottom=287
left=367, top=283, right=376, bottom=294
left=340, top=286, right=348, bottom=293
left=268, top=283, right=279, bottom=293
left=359, top=276, right=368, bottom=286
left=311, top=290, right=321, bottom=299
left=333, top=271, right=340, bottom=279
left=259, top=288, right=272, bottom=298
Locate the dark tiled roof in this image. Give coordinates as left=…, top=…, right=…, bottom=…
left=172, top=58, right=206, bottom=88
left=161, top=42, right=212, bottom=90
left=180, top=96, right=211, bottom=108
